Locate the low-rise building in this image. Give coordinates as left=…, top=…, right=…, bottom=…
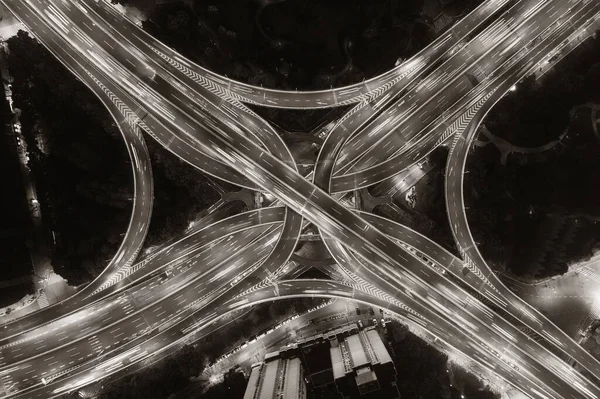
left=248, top=322, right=399, bottom=399
left=243, top=352, right=306, bottom=399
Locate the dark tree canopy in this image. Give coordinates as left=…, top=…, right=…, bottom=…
left=466, top=31, right=600, bottom=279
left=7, top=30, right=132, bottom=286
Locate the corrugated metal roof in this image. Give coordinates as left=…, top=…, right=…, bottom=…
left=283, top=358, right=302, bottom=399
left=346, top=334, right=368, bottom=368
left=243, top=365, right=263, bottom=399
left=330, top=346, right=345, bottom=380
left=366, top=329, right=392, bottom=365
left=259, top=359, right=280, bottom=399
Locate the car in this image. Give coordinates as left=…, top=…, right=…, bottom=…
left=159, top=270, right=170, bottom=281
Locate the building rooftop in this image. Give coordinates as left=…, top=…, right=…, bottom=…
left=365, top=329, right=392, bottom=365
left=330, top=327, right=394, bottom=383
left=284, top=357, right=302, bottom=399
left=243, top=365, right=262, bottom=399
left=355, top=366, right=378, bottom=386
left=330, top=346, right=345, bottom=381
left=244, top=356, right=306, bottom=399
left=265, top=351, right=280, bottom=362
left=346, top=334, right=368, bottom=368
left=259, top=359, right=280, bottom=399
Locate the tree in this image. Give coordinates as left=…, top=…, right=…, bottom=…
left=7, top=31, right=132, bottom=285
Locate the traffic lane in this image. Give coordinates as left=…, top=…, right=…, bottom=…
left=342, top=3, right=585, bottom=178
left=218, top=90, right=600, bottom=399
left=0, top=199, right=236, bottom=343
left=43, top=0, right=259, bottom=186
left=333, top=0, right=577, bottom=176
left=17, top=228, right=283, bottom=398
left=329, top=212, right=600, bottom=399
left=329, top=1, right=594, bottom=193
left=55, top=0, right=298, bottom=171
left=312, top=60, right=428, bottom=190
left=86, top=0, right=512, bottom=109
left=0, top=207, right=287, bottom=352
left=4, top=279, right=549, bottom=399
left=331, top=0, right=538, bottom=174
left=6, top=226, right=281, bottom=394
left=324, top=238, right=592, bottom=399
left=0, top=198, right=238, bottom=346
left=444, top=5, right=600, bottom=382
left=16, top=0, right=596, bottom=396
left=0, top=5, right=153, bottom=342
left=2, top=224, right=271, bottom=378
left=232, top=279, right=568, bottom=399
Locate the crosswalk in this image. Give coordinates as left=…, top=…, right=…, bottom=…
left=36, top=273, right=65, bottom=308
left=569, top=267, right=600, bottom=334
left=46, top=273, right=62, bottom=285
left=579, top=266, right=600, bottom=286
left=37, top=291, right=49, bottom=309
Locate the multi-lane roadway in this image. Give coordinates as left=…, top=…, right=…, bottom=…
left=2, top=0, right=600, bottom=397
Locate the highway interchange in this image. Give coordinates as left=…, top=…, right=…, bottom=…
left=1, top=0, right=600, bottom=397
